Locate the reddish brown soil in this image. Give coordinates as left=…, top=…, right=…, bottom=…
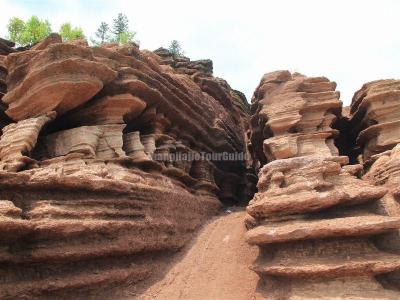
left=135, top=209, right=261, bottom=300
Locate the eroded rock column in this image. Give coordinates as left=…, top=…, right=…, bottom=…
left=247, top=71, right=400, bottom=299
left=348, top=80, right=400, bottom=290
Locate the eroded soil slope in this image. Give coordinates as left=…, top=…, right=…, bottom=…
left=137, top=210, right=260, bottom=300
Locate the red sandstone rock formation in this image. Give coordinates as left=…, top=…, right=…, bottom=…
left=0, top=38, right=15, bottom=56
left=0, top=39, right=16, bottom=135
left=0, top=34, right=250, bottom=298
left=0, top=55, right=6, bottom=101
left=352, top=80, right=400, bottom=291
left=152, top=47, right=254, bottom=203
left=3, top=43, right=117, bottom=121
left=4, top=33, right=400, bottom=299
left=247, top=70, right=400, bottom=299
left=250, top=71, right=341, bottom=165
left=349, top=79, right=400, bottom=163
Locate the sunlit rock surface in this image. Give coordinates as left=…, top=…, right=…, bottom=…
left=246, top=70, right=400, bottom=299
left=0, top=36, right=251, bottom=298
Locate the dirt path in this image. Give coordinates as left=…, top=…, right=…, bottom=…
left=137, top=209, right=260, bottom=300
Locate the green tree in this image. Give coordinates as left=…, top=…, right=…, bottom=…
left=59, top=23, right=85, bottom=42
left=118, top=31, right=135, bottom=45
left=168, top=40, right=184, bottom=56
left=23, top=16, right=51, bottom=44
left=112, top=13, right=129, bottom=37
left=7, top=16, right=51, bottom=46
left=111, top=13, right=136, bottom=45
left=7, top=17, right=25, bottom=43
left=93, top=21, right=110, bottom=45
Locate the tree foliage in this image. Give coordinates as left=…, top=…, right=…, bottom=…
left=111, top=13, right=136, bottom=45
left=168, top=40, right=184, bottom=56
left=94, top=22, right=110, bottom=45
left=118, top=31, right=135, bottom=45
left=92, top=14, right=136, bottom=46
left=112, top=13, right=129, bottom=36
left=7, top=17, right=24, bottom=43
left=6, top=14, right=137, bottom=47
left=59, top=23, right=85, bottom=41
left=7, top=16, right=51, bottom=46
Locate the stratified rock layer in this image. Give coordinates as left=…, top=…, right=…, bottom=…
left=347, top=80, right=400, bottom=290
left=362, top=144, right=400, bottom=290
left=0, top=37, right=251, bottom=298
left=0, top=38, right=15, bottom=128
left=152, top=48, right=255, bottom=202
left=0, top=112, right=55, bottom=171
left=349, top=79, right=400, bottom=162
left=0, top=38, right=15, bottom=56
left=0, top=55, right=6, bottom=101
left=250, top=70, right=341, bottom=164
left=247, top=70, right=400, bottom=299
left=3, top=43, right=117, bottom=121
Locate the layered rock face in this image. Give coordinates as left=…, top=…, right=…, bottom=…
left=3, top=43, right=117, bottom=121
left=0, top=34, right=250, bottom=298
left=0, top=38, right=14, bottom=128
left=0, top=56, right=8, bottom=127
left=247, top=71, right=400, bottom=299
left=0, top=38, right=15, bottom=56
left=349, top=80, right=400, bottom=163
left=154, top=47, right=250, bottom=122
left=354, top=81, right=400, bottom=290
left=365, top=145, right=400, bottom=235
left=0, top=53, right=7, bottom=100
left=154, top=47, right=213, bottom=76
left=154, top=47, right=255, bottom=202
left=250, top=71, right=341, bottom=165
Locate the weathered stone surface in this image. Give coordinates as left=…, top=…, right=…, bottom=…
left=0, top=167, right=221, bottom=298
left=250, top=71, right=341, bottom=163
left=365, top=144, right=400, bottom=187
left=0, top=43, right=15, bottom=129
left=38, top=126, right=103, bottom=159
left=263, top=131, right=339, bottom=160
left=272, top=277, right=400, bottom=299
left=95, top=124, right=126, bottom=159
left=3, top=43, right=117, bottom=121
left=141, top=134, right=156, bottom=157
left=347, top=81, right=400, bottom=294
left=0, top=55, right=6, bottom=98
left=0, top=112, right=55, bottom=171
left=31, top=32, right=62, bottom=50
left=154, top=47, right=213, bottom=76
left=247, top=216, right=400, bottom=245
left=0, top=38, right=15, bottom=48
left=349, top=79, right=400, bottom=161
left=363, top=144, right=400, bottom=277
left=0, top=200, right=31, bottom=242
left=2, top=35, right=400, bottom=298
left=246, top=71, right=400, bottom=298
left=61, top=93, right=146, bottom=126
left=247, top=156, right=387, bottom=218
left=0, top=38, right=15, bottom=55
left=253, top=237, right=400, bottom=280
left=0, top=37, right=251, bottom=298
left=123, top=131, right=149, bottom=161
